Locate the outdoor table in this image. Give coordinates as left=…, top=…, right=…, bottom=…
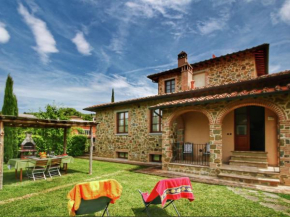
left=7, top=156, right=74, bottom=182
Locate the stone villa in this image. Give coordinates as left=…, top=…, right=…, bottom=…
left=84, top=43, right=290, bottom=186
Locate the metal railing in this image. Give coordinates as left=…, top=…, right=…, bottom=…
left=171, top=142, right=210, bottom=166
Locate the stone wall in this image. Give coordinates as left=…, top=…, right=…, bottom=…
left=192, top=51, right=257, bottom=86
left=167, top=163, right=214, bottom=176
left=95, top=100, right=166, bottom=162
left=158, top=72, right=182, bottom=95
left=94, top=83, right=290, bottom=185
left=156, top=51, right=257, bottom=95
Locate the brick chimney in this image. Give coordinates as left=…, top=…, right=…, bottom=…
left=178, top=51, right=188, bottom=67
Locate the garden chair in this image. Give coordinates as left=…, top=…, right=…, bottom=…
left=26, top=159, right=49, bottom=181
left=201, top=143, right=211, bottom=162
left=67, top=179, right=122, bottom=216
left=47, top=158, right=62, bottom=178
left=138, top=177, right=194, bottom=217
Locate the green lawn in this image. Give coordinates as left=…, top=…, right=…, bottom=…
left=0, top=158, right=288, bottom=216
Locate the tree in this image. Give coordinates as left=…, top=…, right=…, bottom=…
left=2, top=75, right=19, bottom=162
left=111, top=88, right=114, bottom=103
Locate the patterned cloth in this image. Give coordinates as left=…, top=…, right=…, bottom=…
left=67, top=179, right=122, bottom=216
left=142, top=177, right=194, bottom=206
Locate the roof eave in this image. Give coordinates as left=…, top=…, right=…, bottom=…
left=84, top=70, right=290, bottom=112
left=150, top=89, right=290, bottom=110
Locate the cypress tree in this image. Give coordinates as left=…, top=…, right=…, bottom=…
left=111, top=88, right=114, bottom=103
left=2, top=75, right=19, bottom=162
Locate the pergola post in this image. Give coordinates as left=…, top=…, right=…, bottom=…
left=89, top=126, right=93, bottom=175
left=63, top=127, right=68, bottom=154
left=0, top=121, right=4, bottom=190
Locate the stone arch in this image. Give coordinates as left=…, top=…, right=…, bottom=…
left=215, top=98, right=286, bottom=125
left=167, top=106, right=214, bottom=127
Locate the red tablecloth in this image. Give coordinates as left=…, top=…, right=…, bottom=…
left=142, top=177, right=194, bottom=206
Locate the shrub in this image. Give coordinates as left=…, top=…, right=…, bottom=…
left=33, top=135, right=47, bottom=152
left=67, top=135, right=87, bottom=156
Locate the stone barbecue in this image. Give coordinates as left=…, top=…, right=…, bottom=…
left=19, top=133, right=37, bottom=159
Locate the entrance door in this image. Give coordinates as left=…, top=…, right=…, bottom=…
left=235, top=107, right=250, bottom=151
left=234, top=106, right=265, bottom=151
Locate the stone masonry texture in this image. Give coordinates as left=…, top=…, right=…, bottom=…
left=94, top=52, right=290, bottom=185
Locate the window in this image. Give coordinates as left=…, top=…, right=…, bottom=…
left=84, top=129, right=90, bottom=135
left=117, top=152, right=128, bottom=159
left=117, top=111, right=128, bottom=133
left=151, top=109, right=162, bottom=133
left=192, top=73, right=206, bottom=88
left=183, top=143, right=193, bottom=153
left=150, top=154, right=162, bottom=162
left=165, top=79, right=175, bottom=93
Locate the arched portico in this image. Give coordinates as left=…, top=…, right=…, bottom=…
left=162, top=107, right=211, bottom=169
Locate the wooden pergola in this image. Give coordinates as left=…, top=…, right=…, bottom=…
left=0, top=115, right=99, bottom=190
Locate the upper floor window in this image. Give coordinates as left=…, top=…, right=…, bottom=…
left=165, top=79, right=175, bottom=93
left=117, top=111, right=128, bottom=133
left=192, top=73, right=206, bottom=88
left=151, top=109, right=162, bottom=133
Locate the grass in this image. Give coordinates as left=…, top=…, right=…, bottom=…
left=0, top=158, right=288, bottom=216
left=278, top=193, right=290, bottom=201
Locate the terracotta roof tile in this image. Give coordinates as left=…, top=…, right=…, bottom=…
left=84, top=70, right=290, bottom=111
left=151, top=84, right=290, bottom=109
left=147, top=43, right=269, bottom=81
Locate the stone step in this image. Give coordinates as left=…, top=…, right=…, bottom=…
left=219, top=167, right=280, bottom=179
left=217, top=173, right=280, bottom=186
left=229, top=160, right=268, bottom=168
left=231, top=151, right=268, bottom=157
left=231, top=155, right=268, bottom=162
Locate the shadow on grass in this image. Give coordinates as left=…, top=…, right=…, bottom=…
left=3, top=168, right=87, bottom=185
left=127, top=165, right=162, bottom=173
left=59, top=168, right=88, bottom=175
left=131, top=207, right=171, bottom=216
left=127, top=165, right=147, bottom=172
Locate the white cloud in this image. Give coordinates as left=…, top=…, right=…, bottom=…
left=272, top=39, right=290, bottom=46
left=0, top=22, right=10, bottom=44
left=279, top=0, right=290, bottom=24
left=107, top=0, right=193, bottom=54
left=270, top=12, right=279, bottom=25
left=17, top=3, right=58, bottom=63
left=271, top=0, right=290, bottom=25
left=211, top=0, right=236, bottom=7
left=125, top=0, right=192, bottom=19
left=72, top=32, right=93, bottom=55
left=261, top=0, right=275, bottom=6
left=88, top=73, right=156, bottom=98
left=108, top=31, right=126, bottom=54
left=0, top=57, right=157, bottom=113
left=197, top=11, right=230, bottom=35
left=269, top=64, right=281, bottom=73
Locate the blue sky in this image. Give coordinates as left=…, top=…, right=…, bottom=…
left=0, top=0, right=289, bottom=114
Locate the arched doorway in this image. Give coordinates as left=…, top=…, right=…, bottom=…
left=222, top=106, right=278, bottom=166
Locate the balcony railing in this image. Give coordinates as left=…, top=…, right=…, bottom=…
left=171, top=142, right=210, bottom=166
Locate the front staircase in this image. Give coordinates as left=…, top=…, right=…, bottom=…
left=217, top=165, right=280, bottom=186
left=229, top=151, right=268, bottom=168
left=218, top=151, right=280, bottom=186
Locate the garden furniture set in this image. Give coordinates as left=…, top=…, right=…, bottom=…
left=7, top=155, right=74, bottom=181
left=67, top=177, right=194, bottom=217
